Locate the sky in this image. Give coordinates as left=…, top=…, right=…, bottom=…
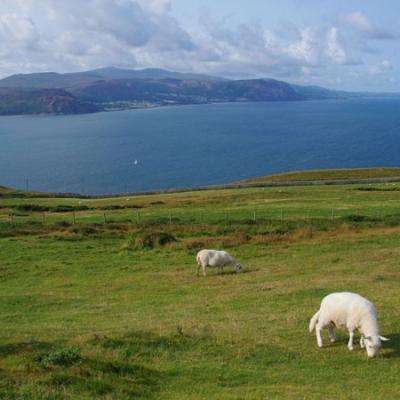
left=1, top=0, right=400, bottom=91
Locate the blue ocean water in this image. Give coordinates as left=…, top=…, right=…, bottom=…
left=0, top=99, right=399, bottom=195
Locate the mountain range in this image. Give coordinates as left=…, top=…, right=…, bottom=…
left=0, top=67, right=387, bottom=116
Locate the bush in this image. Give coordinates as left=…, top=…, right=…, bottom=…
left=121, top=232, right=177, bottom=252
left=99, top=204, right=142, bottom=210
left=14, top=204, right=49, bottom=212
left=53, top=204, right=89, bottom=212
left=144, top=232, right=176, bottom=248
left=38, top=347, right=81, bottom=367
left=70, top=226, right=97, bottom=235
left=185, top=240, right=206, bottom=250
left=54, top=221, right=72, bottom=228
left=13, top=204, right=89, bottom=213
left=341, top=214, right=375, bottom=223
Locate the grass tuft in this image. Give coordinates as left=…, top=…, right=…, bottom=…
left=37, top=347, right=81, bottom=368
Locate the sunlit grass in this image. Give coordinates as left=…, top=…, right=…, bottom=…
left=240, top=167, right=400, bottom=183
left=1, top=177, right=400, bottom=398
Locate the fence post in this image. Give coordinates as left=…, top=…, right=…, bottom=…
left=103, top=212, right=107, bottom=224
left=73, top=211, right=76, bottom=225
left=9, top=213, right=13, bottom=225
left=253, top=210, right=256, bottom=223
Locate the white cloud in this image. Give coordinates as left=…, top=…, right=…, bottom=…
left=137, top=0, right=171, bottom=15
left=0, top=0, right=197, bottom=77
left=344, top=11, right=371, bottom=33
left=0, top=13, right=39, bottom=50
left=286, top=28, right=318, bottom=65
left=325, top=27, right=347, bottom=65
left=343, top=11, right=398, bottom=40
left=368, top=60, right=392, bottom=75
left=0, top=1, right=397, bottom=90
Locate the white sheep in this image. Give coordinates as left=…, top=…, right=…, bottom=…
left=309, top=292, right=390, bottom=357
left=196, top=249, right=242, bottom=276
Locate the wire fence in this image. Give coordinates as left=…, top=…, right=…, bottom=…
left=0, top=206, right=398, bottom=227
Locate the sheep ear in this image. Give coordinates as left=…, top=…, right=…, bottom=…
left=380, top=336, right=390, bottom=342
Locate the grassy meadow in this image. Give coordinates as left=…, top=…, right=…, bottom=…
left=0, top=179, right=400, bottom=399
left=240, top=167, right=400, bottom=184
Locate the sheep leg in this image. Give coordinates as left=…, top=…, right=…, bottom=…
left=348, top=330, right=354, bottom=351
left=316, top=323, right=324, bottom=348
left=202, top=265, right=207, bottom=277
left=360, top=335, right=365, bottom=348
left=328, top=325, right=336, bottom=343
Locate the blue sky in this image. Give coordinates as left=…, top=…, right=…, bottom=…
left=1, top=0, right=399, bottom=91
left=174, top=0, right=397, bottom=27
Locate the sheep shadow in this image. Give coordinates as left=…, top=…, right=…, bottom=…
left=212, top=268, right=259, bottom=276
left=382, top=333, right=400, bottom=359
left=194, top=268, right=258, bottom=277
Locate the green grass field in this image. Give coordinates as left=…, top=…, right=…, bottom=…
left=240, top=167, right=400, bottom=184
left=1, top=178, right=400, bottom=399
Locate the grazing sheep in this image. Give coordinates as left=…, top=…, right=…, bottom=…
left=196, top=249, right=242, bottom=276
left=309, top=292, right=390, bottom=357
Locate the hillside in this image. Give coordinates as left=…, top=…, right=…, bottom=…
left=0, top=87, right=99, bottom=115
left=239, top=167, right=400, bottom=184
left=0, top=67, right=355, bottom=115
left=72, top=77, right=303, bottom=105
left=0, top=67, right=225, bottom=90
left=0, top=186, right=12, bottom=194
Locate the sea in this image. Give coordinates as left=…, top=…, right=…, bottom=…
left=1, top=98, right=399, bottom=195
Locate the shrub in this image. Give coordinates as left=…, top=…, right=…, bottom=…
left=54, top=221, right=72, bottom=228
left=38, top=347, right=81, bottom=367
left=14, top=204, right=49, bottom=212
left=70, top=226, right=97, bottom=235
left=53, top=204, right=89, bottom=212
left=121, top=232, right=177, bottom=252
left=341, top=214, right=374, bottom=223
left=99, top=204, right=142, bottom=210
left=145, top=232, right=176, bottom=248
left=185, top=240, right=206, bottom=250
